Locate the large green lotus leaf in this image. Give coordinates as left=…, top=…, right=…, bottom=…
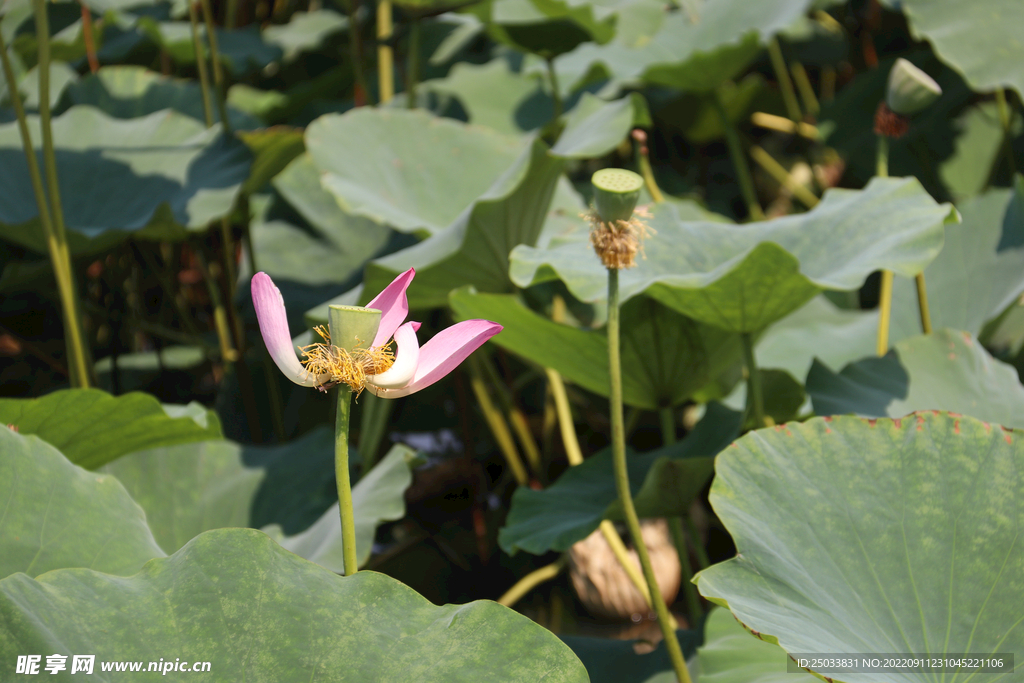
left=55, top=65, right=261, bottom=130
left=752, top=296, right=881, bottom=383
left=238, top=126, right=306, bottom=194
left=938, top=103, right=1015, bottom=203
left=550, top=92, right=650, bottom=159
left=262, top=9, right=347, bottom=62
left=512, top=177, right=955, bottom=332
left=135, top=21, right=283, bottom=78
left=550, top=0, right=817, bottom=94
left=450, top=289, right=743, bottom=409
left=890, top=176, right=1024, bottom=341
left=485, top=0, right=615, bottom=58
left=0, top=528, right=590, bottom=682
left=807, top=329, right=1024, bottom=429
left=101, top=440, right=264, bottom=555
left=882, top=0, right=1024, bottom=97
left=272, top=152, right=393, bottom=264
left=696, top=411, right=1024, bottom=683
left=306, top=108, right=524, bottom=235
left=266, top=444, right=419, bottom=571
left=697, top=608, right=818, bottom=683
left=499, top=403, right=741, bottom=555
left=0, top=427, right=165, bottom=580
left=334, top=135, right=564, bottom=313
left=0, top=389, right=222, bottom=470
left=424, top=58, right=543, bottom=136
left=0, top=106, right=251, bottom=255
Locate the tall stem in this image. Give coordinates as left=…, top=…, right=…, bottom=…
left=405, top=18, right=420, bottom=108
left=995, top=88, right=1017, bottom=176
left=740, top=332, right=764, bottom=428
left=876, top=134, right=893, bottom=354
left=335, top=386, right=359, bottom=575
left=377, top=0, right=394, bottom=103
left=668, top=517, right=703, bottom=624
left=187, top=0, right=215, bottom=127
left=767, top=37, right=801, bottom=123
left=607, top=269, right=691, bottom=683
left=546, top=56, right=562, bottom=121
left=198, top=0, right=232, bottom=133
left=24, top=2, right=93, bottom=388
left=78, top=1, right=99, bottom=73
left=340, top=0, right=369, bottom=105
left=713, top=89, right=764, bottom=221
left=659, top=407, right=675, bottom=445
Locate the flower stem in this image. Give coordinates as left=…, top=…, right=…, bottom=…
left=875, top=134, right=897, bottom=352
left=767, top=37, right=802, bottom=123
left=659, top=407, right=676, bottom=445
left=339, top=0, right=369, bottom=105
left=546, top=56, right=562, bottom=122
left=607, top=268, right=691, bottom=683
left=467, top=356, right=530, bottom=485
left=22, top=2, right=93, bottom=388
left=545, top=368, right=583, bottom=466
left=740, top=332, right=765, bottom=428
left=78, top=1, right=99, bottom=73
left=994, top=88, right=1017, bottom=176
left=668, top=517, right=703, bottom=624
left=377, top=0, right=394, bottom=103
left=187, top=0, right=215, bottom=128
left=198, top=0, right=233, bottom=135
left=335, top=386, right=359, bottom=575
left=498, top=557, right=565, bottom=607
left=749, top=144, right=819, bottom=209
left=712, top=88, right=764, bottom=221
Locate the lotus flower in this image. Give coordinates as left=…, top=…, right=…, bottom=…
left=252, top=269, right=501, bottom=398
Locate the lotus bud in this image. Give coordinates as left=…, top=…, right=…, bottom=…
left=885, top=58, right=942, bottom=116
left=592, top=168, right=644, bottom=223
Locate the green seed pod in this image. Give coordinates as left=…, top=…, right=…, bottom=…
left=592, top=168, right=644, bottom=223
left=328, top=305, right=381, bottom=352
left=886, top=58, right=941, bottom=116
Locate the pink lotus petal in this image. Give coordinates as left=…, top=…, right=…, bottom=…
left=366, top=322, right=420, bottom=391
left=366, top=268, right=415, bottom=348
left=251, top=272, right=323, bottom=387
left=374, top=320, right=502, bottom=398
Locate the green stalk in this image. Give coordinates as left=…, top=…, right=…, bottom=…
left=789, top=60, right=819, bottom=115
left=546, top=56, right=562, bottom=121
left=377, top=0, right=394, bottom=103
left=498, top=557, right=565, bottom=607
left=19, top=3, right=93, bottom=388
left=767, top=37, right=802, bottom=123
left=338, top=0, right=369, bottom=105
left=995, top=88, right=1017, bottom=176
left=198, top=0, right=232, bottom=134
left=225, top=0, right=239, bottom=28
left=406, top=18, right=421, bottom=108
left=668, top=517, right=703, bottom=624
left=187, top=0, right=215, bottom=127
left=875, top=134, right=896, bottom=352
left=335, top=386, right=360, bottom=575
left=608, top=269, right=691, bottom=683
left=712, top=89, right=764, bottom=221
left=659, top=406, right=676, bottom=445
left=740, top=332, right=765, bottom=428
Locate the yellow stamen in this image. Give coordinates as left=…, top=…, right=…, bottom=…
left=583, top=207, right=654, bottom=270
left=299, top=325, right=395, bottom=395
